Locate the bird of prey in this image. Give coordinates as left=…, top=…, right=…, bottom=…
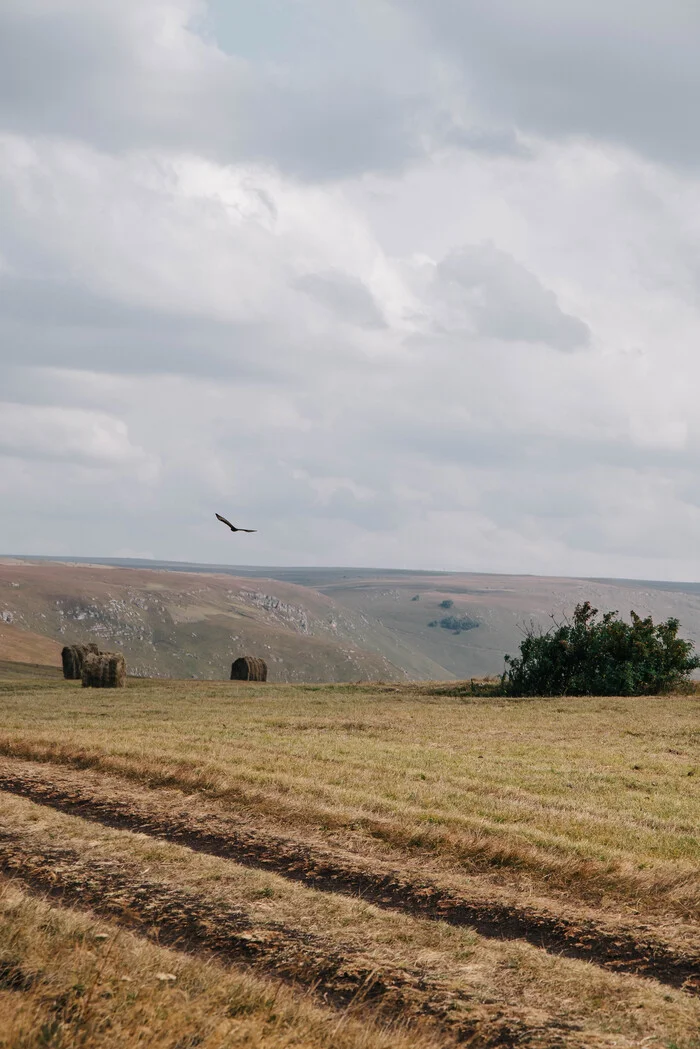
left=215, top=513, right=256, bottom=533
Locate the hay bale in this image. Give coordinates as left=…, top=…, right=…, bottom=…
left=103, top=652, right=126, bottom=688
left=81, top=652, right=126, bottom=689
left=80, top=653, right=102, bottom=687
left=230, top=656, right=268, bottom=682
left=61, top=642, right=100, bottom=680
left=61, top=645, right=80, bottom=680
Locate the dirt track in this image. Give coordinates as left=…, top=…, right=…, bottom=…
left=1, top=757, right=698, bottom=995
left=0, top=821, right=596, bottom=1048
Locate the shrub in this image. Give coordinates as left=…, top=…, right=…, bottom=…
left=502, top=601, right=700, bottom=697
left=427, top=620, right=438, bottom=628
left=439, top=615, right=479, bottom=634
left=439, top=600, right=454, bottom=609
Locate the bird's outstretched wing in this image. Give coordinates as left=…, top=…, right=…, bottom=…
left=215, top=513, right=257, bottom=533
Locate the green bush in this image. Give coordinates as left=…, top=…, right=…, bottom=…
left=439, top=614, right=479, bottom=634
left=426, top=615, right=479, bottom=633
left=502, top=601, right=700, bottom=697
left=439, top=599, right=454, bottom=609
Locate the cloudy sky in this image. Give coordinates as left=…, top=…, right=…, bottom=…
left=2, top=0, right=700, bottom=578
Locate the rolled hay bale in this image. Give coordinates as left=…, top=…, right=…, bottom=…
left=61, top=645, right=80, bottom=680
left=103, top=652, right=127, bottom=688
left=230, top=656, right=268, bottom=682
left=61, top=642, right=100, bottom=680
left=80, top=653, right=102, bottom=687
left=81, top=652, right=126, bottom=689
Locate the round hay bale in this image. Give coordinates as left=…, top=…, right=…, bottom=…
left=62, top=643, right=100, bottom=680
left=82, top=652, right=126, bottom=688
left=230, top=656, right=268, bottom=682
left=81, top=653, right=103, bottom=688
left=61, top=645, right=79, bottom=680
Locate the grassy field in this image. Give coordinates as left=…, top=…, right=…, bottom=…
left=0, top=674, right=699, bottom=1047
left=0, top=871, right=440, bottom=1049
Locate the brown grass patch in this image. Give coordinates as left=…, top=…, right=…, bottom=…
left=1, top=755, right=698, bottom=991
left=0, top=680, right=698, bottom=919
left=2, top=791, right=700, bottom=1047
left=0, top=874, right=443, bottom=1049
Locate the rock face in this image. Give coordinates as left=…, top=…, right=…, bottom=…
left=238, top=591, right=310, bottom=633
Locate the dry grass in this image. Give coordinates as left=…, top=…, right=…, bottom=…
left=0, top=873, right=442, bottom=1049
left=1, top=791, right=699, bottom=1048
left=0, top=623, right=61, bottom=668
left=1, top=678, right=700, bottom=1046
left=0, top=679, right=698, bottom=916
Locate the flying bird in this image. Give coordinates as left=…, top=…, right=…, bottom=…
left=215, top=513, right=256, bottom=533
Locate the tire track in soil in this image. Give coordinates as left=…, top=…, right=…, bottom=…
left=0, top=828, right=582, bottom=1049
left=0, top=760, right=699, bottom=995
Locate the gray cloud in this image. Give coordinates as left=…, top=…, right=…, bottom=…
left=0, top=273, right=306, bottom=380
left=2, top=2, right=700, bottom=581
left=293, top=270, right=386, bottom=329
left=435, top=244, right=590, bottom=350
left=0, top=3, right=232, bottom=155
left=405, top=0, right=700, bottom=168
left=242, top=78, right=430, bottom=180
left=3, top=2, right=697, bottom=182
left=0, top=0, right=505, bottom=180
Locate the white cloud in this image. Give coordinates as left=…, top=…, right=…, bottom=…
left=0, top=403, right=155, bottom=470
left=2, top=2, right=700, bottom=581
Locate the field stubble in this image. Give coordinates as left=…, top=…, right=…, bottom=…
left=1, top=679, right=698, bottom=913
left=0, top=677, right=699, bottom=1047
left=0, top=872, right=444, bottom=1049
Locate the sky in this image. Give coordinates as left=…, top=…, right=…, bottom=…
left=2, top=0, right=700, bottom=578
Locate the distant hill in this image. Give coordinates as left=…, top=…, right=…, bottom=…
left=311, top=570, right=700, bottom=679
left=2, top=557, right=700, bottom=681
left=0, top=560, right=410, bottom=682
left=0, top=619, right=62, bottom=667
